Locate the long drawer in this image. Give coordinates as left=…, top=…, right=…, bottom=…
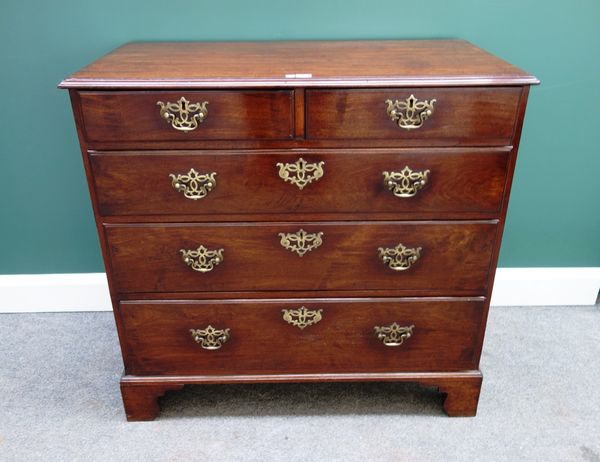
left=105, top=221, right=497, bottom=294
left=79, top=90, right=294, bottom=142
left=91, top=148, right=509, bottom=216
left=120, top=298, right=484, bottom=375
left=306, top=87, right=521, bottom=146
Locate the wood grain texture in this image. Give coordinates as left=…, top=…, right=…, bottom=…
left=118, top=291, right=488, bottom=300
left=66, top=90, right=134, bottom=368
left=120, top=381, right=184, bottom=421
left=306, top=87, right=521, bottom=146
left=473, top=86, right=532, bottom=364
left=81, top=138, right=518, bottom=151
left=59, top=40, right=538, bottom=89
left=105, top=221, right=497, bottom=294
left=294, top=88, right=306, bottom=138
left=119, top=370, right=483, bottom=419
left=90, top=148, right=510, bottom=217
left=437, top=374, right=483, bottom=416
left=119, top=298, right=484, bottom=376
left=60, top=40, right=537, bottom=419
left=80, top=91, right=294, bottom=142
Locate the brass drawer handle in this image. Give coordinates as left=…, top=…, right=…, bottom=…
left=157, top=96, right=208, bottom=132
left=382, top=166, right=430, bottom=198
left=190, top=325, right=230, bottom=350
left=385, top=94, right=436, bottom=130
left=180, top=245, right=224, bottom=272
left=278, top=229, right=324, bottom=256
left=378, top=243, right=422, bottom=271
left=374, top=322, right=415, bottom=346
left=170, top=168, right=217, bottom=200
left=282, top=307, right=323, bottom=329
left=276, top=157, right=325, bottom=190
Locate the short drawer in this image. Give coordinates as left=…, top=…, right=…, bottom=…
left=120, top=298, right=484, bottom=375
left=79, top=90, right=294, bottom=142
left=91, top=148, right=509, bottom=217
left=306, top=87, right=521, bottom=146
left=105, top=221, right=497, bottom=294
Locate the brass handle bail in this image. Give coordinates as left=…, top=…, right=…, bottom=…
left=374, top=322, right=415, bottom=346
left=382, top=166, right=430, bottom=198
left=170, top=168, right=217, bottom=200
left=180, top=245, right=224, bottom=272
left=378, top=243, right=422, bottom=271
left=190, top=325, right=230, bottom=350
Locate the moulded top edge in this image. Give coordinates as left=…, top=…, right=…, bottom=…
left=58, top=75, right=540, bottom=90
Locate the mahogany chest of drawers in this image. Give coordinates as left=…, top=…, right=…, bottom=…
left=60, top=40, right=538, bottom=420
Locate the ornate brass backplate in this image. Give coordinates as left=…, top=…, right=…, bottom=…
left=378, top=243, right=422, bottom=271
left=180, top=245, right=224, bottom=272
left=385, top=94, right=436, bottom=130
left=382, top=166, right=430, bottom=198
left=278, top=229, right=324, bottom=256
left=374, top=322, right=415, bottom=346
left=169, top=168, right=217, bottom=200
left=190, top=325, right=230, bottom=350
left=157, top=96, right=208, bottom=132
left=282, top=306, right=323, bottom=329
left=276, top=157, right=325, bottom=190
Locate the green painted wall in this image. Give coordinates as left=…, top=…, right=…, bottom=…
left=1, top=0, right=599, bottom=274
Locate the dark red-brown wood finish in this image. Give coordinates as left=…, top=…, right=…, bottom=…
left=60, top=40, right=538, bottom=420
left=306, top=88, right=522, bottom=145
left=90, top=148, right=510, bottom=217
left=120, top=298, right=484, bottom=376
left=80, top=91, right=294, bottom=142
left=105, top=221, right=497, bottom=294
left=59, top=40, right=538, bottom=89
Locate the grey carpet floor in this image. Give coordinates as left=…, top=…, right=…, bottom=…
left=1, top=305, right=599, bottom=462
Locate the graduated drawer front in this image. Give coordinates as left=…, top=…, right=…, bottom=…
left=79, top=91, right=294, bottom=142
left=105, top=222, right=497, bottom=294
left=120, top=298, right=483, bottom=375
left=91, top=148, right=509, bottom=216
left=306, top=87, right=521, bottom=145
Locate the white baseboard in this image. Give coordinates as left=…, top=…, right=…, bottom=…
left=490, top=267, right=600, bottom=307
left=0, top=268, right=598, bottom=313
left=0, top=273, right=112, bottom=313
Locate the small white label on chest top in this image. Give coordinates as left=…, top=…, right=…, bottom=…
left=285, top=73, right=313, bottom=78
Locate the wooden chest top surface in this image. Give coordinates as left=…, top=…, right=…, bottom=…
left=60, top=39, right=537, bottom=420
left=59, top=40, right=538, bottom=89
